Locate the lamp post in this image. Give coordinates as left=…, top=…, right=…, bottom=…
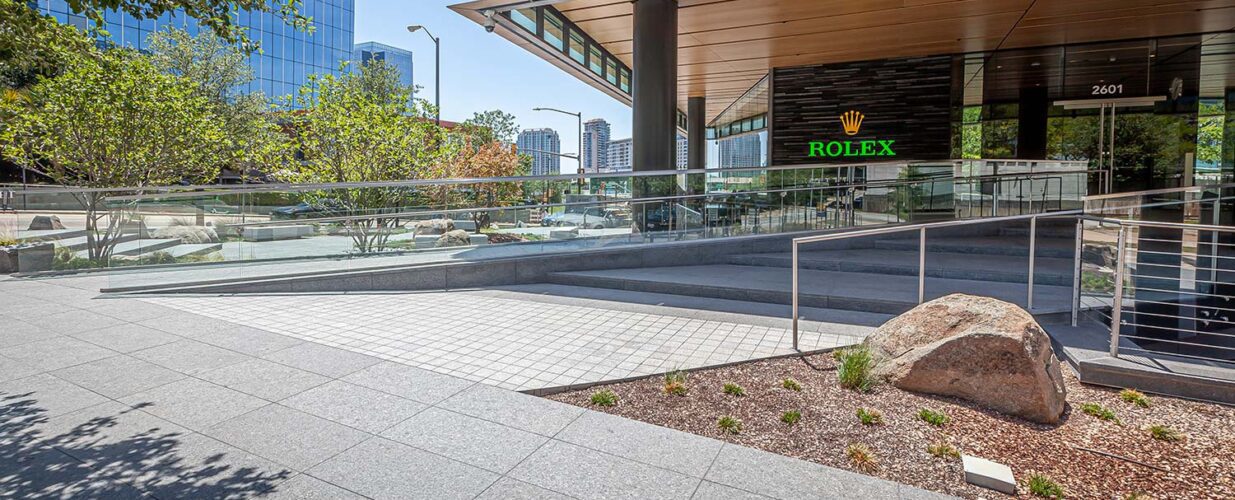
left=533, top=107, right=583, bottom=191
left=406, top=25, right=440, bottom=126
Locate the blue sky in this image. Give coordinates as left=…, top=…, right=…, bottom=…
left=354, top=0, right=634, bottom=164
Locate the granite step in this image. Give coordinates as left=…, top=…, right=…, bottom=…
left=728, top=248, right=1075, bottom=286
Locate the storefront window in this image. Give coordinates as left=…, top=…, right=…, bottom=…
left=568, top=31, right=585, bottom=65
left=543, top=11, right=564, bottom=51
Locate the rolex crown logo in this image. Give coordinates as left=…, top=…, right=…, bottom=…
left=840, top=110, right=864, bottom=136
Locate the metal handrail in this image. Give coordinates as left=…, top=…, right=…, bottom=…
left=790, top=209, right=1084, bottom=349
left=1082, top=180, right=1235, bottom=201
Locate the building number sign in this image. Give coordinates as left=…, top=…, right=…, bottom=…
left=1091, top=84, right=1124, bottom=96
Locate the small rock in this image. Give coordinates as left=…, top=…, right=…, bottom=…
left=435, top=229, right=471, bottom=248
left=961, top=454, right=1016, bottom=494
left=411, top=219, right=454, bottom=235
left=28, top=215, right=65, bottom=230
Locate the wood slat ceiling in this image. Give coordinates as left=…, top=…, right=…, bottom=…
left=450, top=0, right=1235, bottom=122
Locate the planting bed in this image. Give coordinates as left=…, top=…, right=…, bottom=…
left=548, top=353, right=1235, bottom=499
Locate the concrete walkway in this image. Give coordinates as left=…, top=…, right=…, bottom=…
left=1, top=276, right=947, bottom=499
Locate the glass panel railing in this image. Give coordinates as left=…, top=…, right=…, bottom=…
left=0, top=160, right=1089, bottom=288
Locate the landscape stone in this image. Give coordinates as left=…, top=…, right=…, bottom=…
left=28, top=215, right=65, bottom=230
left=411, top=218, right=454, bottom=235
left=864, top=293, right=1067, bottom=424
left=961, top=454, right=1016, bottom=494
left=436, top=229, right=472, bottom=248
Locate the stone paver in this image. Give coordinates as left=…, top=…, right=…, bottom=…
left=0, top=275, right=947, bottom=499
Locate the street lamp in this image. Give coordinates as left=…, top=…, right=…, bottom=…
left=407, top=25, right=440, bottom=126
left=533, top=107, right=583, bottom=190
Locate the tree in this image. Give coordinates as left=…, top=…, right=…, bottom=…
left=460, top=110, right=520, bottom=145
left=2, top=49, right=226, bottom=262
left=147, top=27, right=291, bottom=179
left=0, top=0, right=97, bottom=88
left=286, top=60, right=445, bottom=253
left=438, top=136, right=527, bottom=229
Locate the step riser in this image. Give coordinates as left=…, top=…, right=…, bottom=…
left=727, top=255, right=1073, bottom=286
left=873, top=240, right=1074, bottom=259
left=545, top=273, right=916, bottom=315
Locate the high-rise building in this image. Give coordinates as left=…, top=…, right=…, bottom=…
left=33, top=0, right=356, bottom=105
left=516, top=128, right=562, bottom=176
left=718, top=134, right=764, bottom=168
left=605, top=135, right=685, bottom=172
left=352, top=41, right=413, bottom=89
left=582, top=118, right=610, bottom=173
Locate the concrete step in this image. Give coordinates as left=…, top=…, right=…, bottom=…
left=16, top=228, right=87, bottom=243
left=77, top=238, right=181, bottom=258
left=54, top=233, right=139, bottom=252
left=135, top=243, right=222, bottom=259
left=873, top=235, right=1075, bottom=259
left=547, top=264, right=1073, bottom=316
left=728, top=248, right=1075, bottom=286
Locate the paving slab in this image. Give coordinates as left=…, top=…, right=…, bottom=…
left=0, top=353, right=44, bottom=382
left=437, top=383, right=584, bottom=436
left=704, top=443, right=902, bottom=500
left=0, top=373, right=109, bottom=421
left=555, top=410, right=724, bottom=477
left=342, top=361, right=474, bottom=404
left=261, top=342, right=382, bottom=378
left=307, top=437, right=500, bottom=500
left=131, top=339, right=250, bottom=375
left=381, top=407, right=549, bottom=474
left=120, top=378, right=268, bottom=431
left=198, top=359, right=330, bottom=401
left=279, top=380, right=427, bottom=434
left=50, top=355, right=185, bottom=399
left=509, top=440, right=700, bottom=500
left=474, top=477, right=576, bottom=500
left=71, top=323, right=180, bottom=353
left=0, top=318, right=62, bottom=349
left=137, top=432, right=295, bottom=499
left=204, top=404, right=369, bottom=471
left=34, top=400, right=190, bottom=467
left=0, top=446, right=148, bottom=499
left=264, top=474, right=366, bottom=499
left=0, top=336, right=118, bottom=372
left=692, top=481, right=771, bottom=499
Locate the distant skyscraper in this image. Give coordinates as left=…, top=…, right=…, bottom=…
left=353, top=41, right=413, bottom=89
left=582, top=118, right=610, bottom=173
left=517, top=128, right=562, bottom=176
left=605, top=135, right=684, bottom=172
left=718, top=134, right=764, bottom=168
left=606, top=138, right=632, bottom=172
left=36, top=0, right=356, bottom=106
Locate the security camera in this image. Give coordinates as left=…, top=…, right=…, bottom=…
left=482, top=10, right=496, bottom=33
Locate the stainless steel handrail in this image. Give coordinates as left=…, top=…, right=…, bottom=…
left=790, top=209, right=1084, bottom=349
left=1082, top=180, right=1235, bottom=201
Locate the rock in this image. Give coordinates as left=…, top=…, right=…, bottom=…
left=435, top=229, right=471, bottom=248
left=28, top=215, right=65, bottom=230
left=411, top=219, right=454, bottom=235
left=0, top=243, right=54, bottom=273
left=549, top=227, right=579, bottom=240
left=153, top=225, right=219, bottom=244
left=864, top=293, right=1067, bottom=424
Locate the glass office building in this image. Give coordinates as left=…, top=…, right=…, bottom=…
left=31, top=0, right=356, bottom=106
left=353, top=41, right=414, bottom=90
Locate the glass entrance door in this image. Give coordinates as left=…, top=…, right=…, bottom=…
left=1050, top=96, right=1196, bottom=194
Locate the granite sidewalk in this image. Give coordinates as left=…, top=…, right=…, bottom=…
left=1, top=275, right=948, bottom=499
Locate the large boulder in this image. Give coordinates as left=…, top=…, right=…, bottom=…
left=28, top=215, right=65, bottom=230
left=153, top=225, right=219, bottom=244
left=864, top=293, right=1067, bottom=424
left=411, top=219, right=454, bottom=236
left=435, top=229, right=471, bottom=248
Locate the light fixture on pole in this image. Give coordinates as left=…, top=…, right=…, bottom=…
left=406, top=24, right=440, bottom=126
left=533, top=107, right=583, bottom=191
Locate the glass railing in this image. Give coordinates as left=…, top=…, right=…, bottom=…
left=0, top=160, right=1089, bottom=288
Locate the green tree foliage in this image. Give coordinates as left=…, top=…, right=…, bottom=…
left=147, top=27, right=291, bottom=178
left=0, top=0, right=97, bottom=88
left=2, top=49, right=225, bottom=262
left=286, top=60, right=446, bottom=253
left=460, top=109, right=520, bottom=144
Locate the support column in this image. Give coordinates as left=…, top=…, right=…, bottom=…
left=1016, top=87, right=1048, bottom=159
left=687, top=96, right=705, bottom=170
left=631, top=0, right=678, bottom=233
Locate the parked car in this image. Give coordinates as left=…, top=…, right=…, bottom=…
left=541, top=207, right=615, bottom=229
left=643, top=203, right=704, bottom=231
left=270, top=199, right=347, bottom=220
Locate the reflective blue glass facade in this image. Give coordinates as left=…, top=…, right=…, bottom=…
left=31, top=0, right=355, bottom=107
left=352, top=41, right=413, bottom=90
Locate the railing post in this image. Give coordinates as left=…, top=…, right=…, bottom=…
left=918, top=226, right=927, bottom=304
left=791, top=240, right=800, bottom=351
left=1071, top=218, right=1083, bottom=327
left=1109, top=225, right=1127, bottom=357
left=1028, top=216, right=1037, bottom=310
